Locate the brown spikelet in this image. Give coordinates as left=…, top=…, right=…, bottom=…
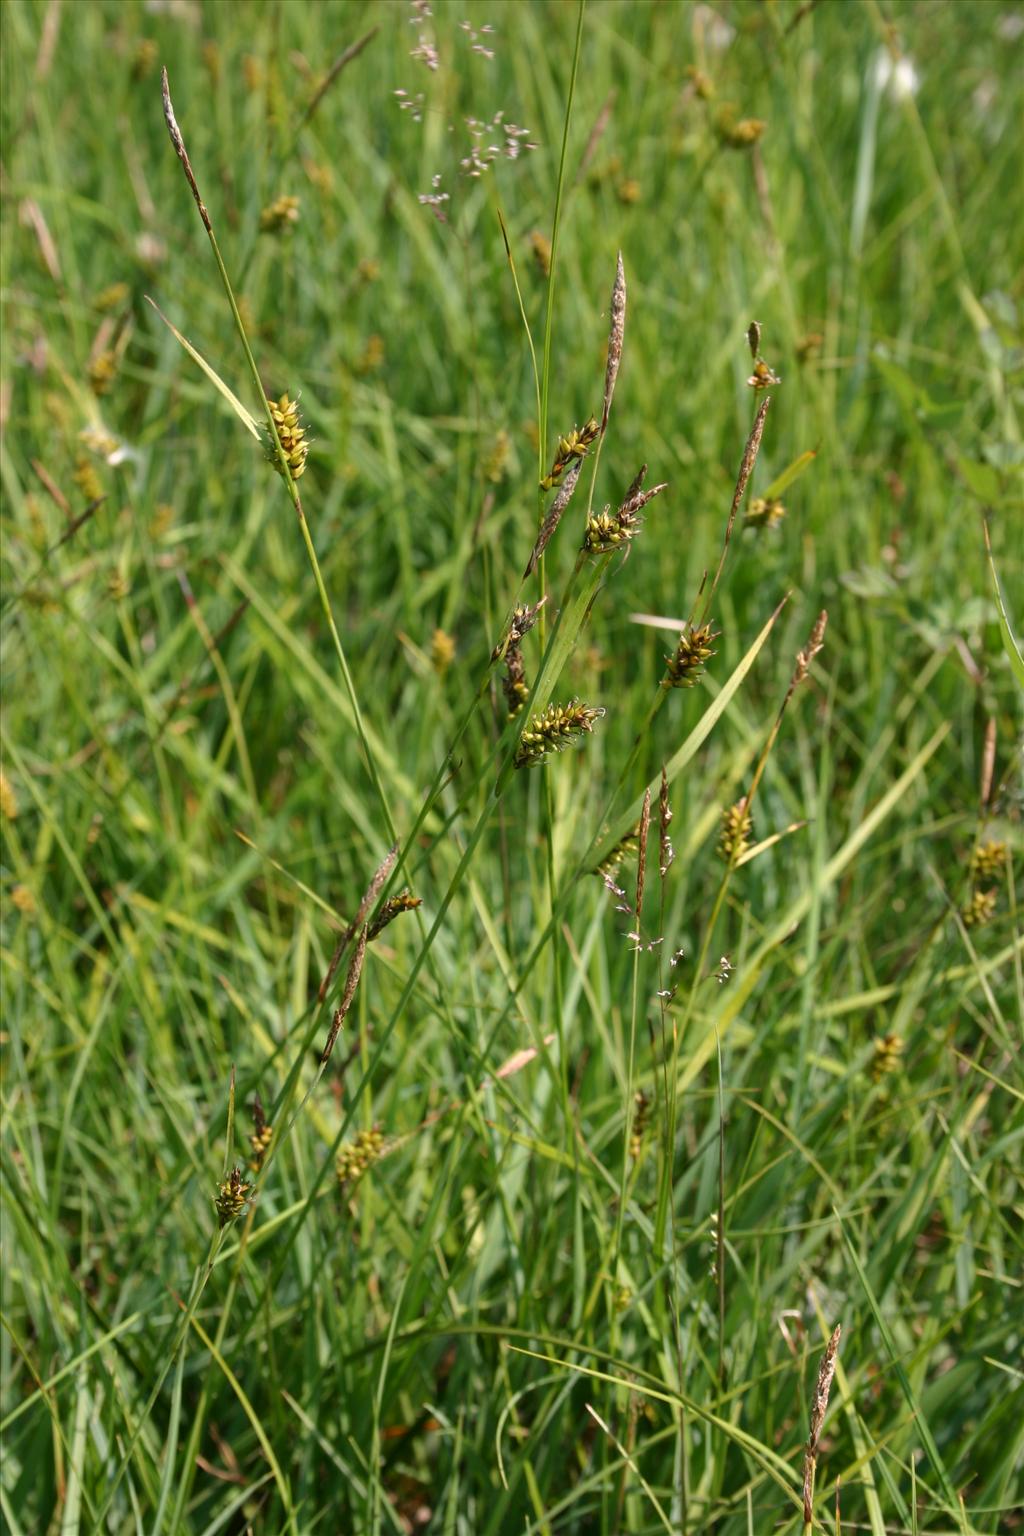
left=539, top=418, right=599, bottom=493
left=704, top=396, right=770, bottom=613
left=249, top=1093, right=273, bottom=1172
left=802, top=1324, right=841, bottom=1525
left=502, top=643, right=530, bottom=718
left=525, top=458, right=582, bottom=577
left=491, top=598, right=547, bottom=663
left=746, top=320, right=761, bottom=358
left=793, top=610, right=828, bottom=687
left=161, top=68, right=212, bottom=232
left=980, top=717, right=996, bottom=809
left=318, top=842, right=400, bottom=1003
left=602, top=251, right=626, bottom=432
left=635, top=788, right=651, bottom=922
left=320, top=925, right=367, bottom=1067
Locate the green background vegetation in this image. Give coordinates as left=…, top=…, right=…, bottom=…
left=2, top=0, right=1022, bottom=1532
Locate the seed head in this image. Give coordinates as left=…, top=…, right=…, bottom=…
left=583, top=464, right=666, bottom=555
left=747, top=357, right=781, bottom=389
left=971, top=840, right=1006, bottom=883
left=336, top=1127, right=385, bottom=1187
left=249, top=1094, right=273, bottom=1172
left=540, top=417, right=599, bottom=492
left=0, top=772, right=17, bottom=821
left=802, top=1324, right=842, bottom=1524
left=664, top=622, right=719, bottom=689
left=260, top=194, right=300, bottom=233
left=745, top=495, right=786, bottom=529
left=514, top=700, right=605, bottom=768
left=431, top=627, right=456, bottom=675
left=718, top=799, right=753, bottom=863
left=267, top=393, right=309, bottom=480
left=659, top=766, right=674, bottom=876
left=215, top=1167, right=253, bottom=1228
left=525, top=457, right=583, bottom=576
left=962, top=888, right=996, bottom=928
left=593, top=826, right=640, bottom=880
left=870, top=1033, right=903, bottom=1081
left=88, top=350, right=118, bottom=397
left=629, top=1089, right=650, bottom=1161
left=502, top=644, right=530, bottom=718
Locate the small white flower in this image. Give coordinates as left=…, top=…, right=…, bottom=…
left=872, top=48, right=920, bottom=101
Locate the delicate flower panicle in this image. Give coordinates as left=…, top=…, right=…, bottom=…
left=336, top=1127, right=385, bottom=1187
left=409, top=0, right=439, bottom=69
left=719, top=799, right=752, bottom=863
left=260, top=195, right=300, bottom=233
left=962, top=887, right=996, bottom=928
left=267, top=393, right=309, bottom=480
left=593, top=826, right=640, bottom=880
left=971, top=840, right=1006, bottom=883
left=419, top=172, right=450, bottom=222
left=659, top=766, right=674, bottom=877
left=367, top=891, right=422, bottom=941
left=461, top=112, right=537, bottom=176
left=602, top=251, right=626, bottom=432
left=394, top=88, right=425, bottom=122
left=514, top=701, right=605, bottom=768
left=664, top=622, right=719, bottom=689
left=715, top=954, right=733, bottom=984
left=871, top=1033, right=903, bottom=1081
left=459, top=19, right=496, bottom=58
left=249, top=1094, right=272, bottom=1172
left=583, top=465, right=667, bottom=555
left=745, top=495, right=786, bottom=529
left=540, top=417, right=600, bottom=492
left=215, top=1167, right=253, bottom=1228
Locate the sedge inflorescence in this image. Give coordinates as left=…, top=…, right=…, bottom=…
left=514, top=701, right=605, bottom=769
left=267, top=393, right=309, bottom=481
left=663, top=622, right=719, bottom=689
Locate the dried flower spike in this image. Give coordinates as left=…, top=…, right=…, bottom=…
left=502, top=644, right=530, bottom=718
left=746, top=320, right=761, bottom=358
left=664, top=622, right=719, bottom=689
left=802, top=1324, right=842, bottom=1525
left=491, top=599, right=547, bottom=664
left=793, top=611, right=828, bottom=687
left=635, top=788, right=651, bottom=922
left=215, top=1166, right=253, bottom=1228
left=659, top=766, right=674, bottom=877
left=267, top=393, right=309, bottom=480
left=719, top=799, right=753, bottom=863
left=602, top=251, right=626, bottom=432
left=260, top=194, right=300, bottom=233
left=514, top=700, right=605, bottom=768
left=525, top=457, right=582, bottom=577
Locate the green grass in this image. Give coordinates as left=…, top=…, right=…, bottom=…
left=2, top=1, right=1022, bottom=1532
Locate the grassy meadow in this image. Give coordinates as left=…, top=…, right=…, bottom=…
left=2, top=0, right=1023, bottom=1531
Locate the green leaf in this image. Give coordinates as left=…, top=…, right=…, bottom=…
left=983, top=519, right=1024, bottom=689
left=146, top=296, right=263, bottom=441
left=760, top=448, right=817, bottom=501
